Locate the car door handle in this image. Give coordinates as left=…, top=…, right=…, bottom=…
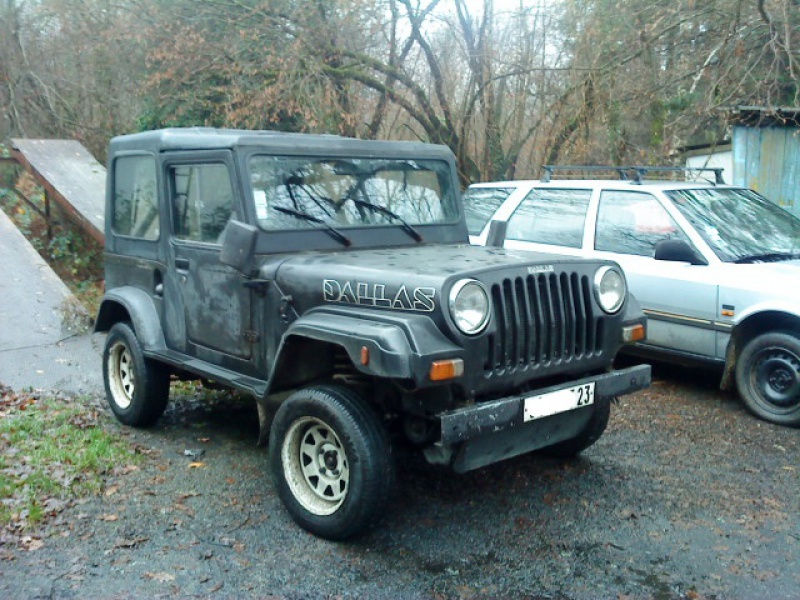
left=175, top=258, right=190, bottom=271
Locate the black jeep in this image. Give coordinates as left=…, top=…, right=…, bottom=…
left=95, top=128, right=650, bottom=539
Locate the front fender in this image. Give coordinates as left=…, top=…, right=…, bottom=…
left=732, top=299, right=800, bottom=326
left=94, top=286, right=166, bottom=352
left=271, top=306, right=463, bottom=384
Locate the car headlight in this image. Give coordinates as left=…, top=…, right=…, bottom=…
left=449, top=279, right=490, bottom=335
left=594, top=266, right=626, bottom=314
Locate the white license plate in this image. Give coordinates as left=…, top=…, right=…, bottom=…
left=523, top=382, right=595, bottom=422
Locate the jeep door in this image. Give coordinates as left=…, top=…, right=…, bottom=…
left=164, top=153, right=253, bottom=362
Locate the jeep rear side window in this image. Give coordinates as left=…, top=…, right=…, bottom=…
left=112, top=155, right=159, bottom=240
left=506, top=188, right=591, bottom=248
left=170, top=164, right=236, bottom=244
left=248, top=156, right=458, bottom=231
left=463, top=187, right=514, bottom=235
left=595, top=191, right=688, bottom=256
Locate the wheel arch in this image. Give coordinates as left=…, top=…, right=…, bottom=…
left=722, top=310, right=800, bottom=390
left=266, top=308, right=462, bottom=395
left=94, top=286, right=167, bottom=352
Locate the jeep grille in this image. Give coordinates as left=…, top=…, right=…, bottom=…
left=485, top=272, right=604, bottom=375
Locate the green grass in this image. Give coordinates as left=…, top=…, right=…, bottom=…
left=0, top=391, right=137, bottom=528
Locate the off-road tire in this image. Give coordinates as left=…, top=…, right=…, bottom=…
left=542, top=395, right=611, bottom=458
left=103, top=322, right=170, bottom=427
left=736, top=331, right=800, bottom=427
left=269, top=384, right=394, bottom=540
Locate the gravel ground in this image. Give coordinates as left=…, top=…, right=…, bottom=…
left=1, top=363, right=799, bottom=599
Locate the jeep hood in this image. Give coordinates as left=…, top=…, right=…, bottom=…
left=266, top=244, right=610, bottom=315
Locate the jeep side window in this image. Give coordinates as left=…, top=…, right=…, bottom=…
left=595, top=191, right=688, bottom=257
left=463, top=187, right=514, bottom=236
left=170, top=164, right=236, bottom=244
left=506, top=188, right=591, bottom=248
left=112, top=155, right=159, bottom=240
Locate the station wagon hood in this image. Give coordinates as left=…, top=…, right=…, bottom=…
left=711, top=260, right=800, bottom=318
left=715, top=260, right=800, bottom=293
left=268, top=244, right=610, bottom=315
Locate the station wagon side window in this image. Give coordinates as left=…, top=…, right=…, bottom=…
left=595, top=191, right=688, bottom=257
left=463, top=187, right=514, bottom=235
left=505, top=188, right=591, bottom=248
left=170, top=163, right=236, bottom=244
left=112, top=155, right=159, bottom=240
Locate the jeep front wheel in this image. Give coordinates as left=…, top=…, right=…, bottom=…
left=103, top=322, right=170, bottom=427
left=269, top=385, right=394, bottom=540
left=736, top=331, right=800, bottom=426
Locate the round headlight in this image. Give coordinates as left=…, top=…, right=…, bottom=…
left=594, top=266, right=626, bottom=314
left=449, top=279, right=490, bottom=335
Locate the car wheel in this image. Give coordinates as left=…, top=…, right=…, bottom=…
left=542, top=395, right=611, bottom=458
left=103, top=322, right=170, bottom=427
left=269, top=384, right=394, bottom=540
left=736, top=331, right=800, bottom=426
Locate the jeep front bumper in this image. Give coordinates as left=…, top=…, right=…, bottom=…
left=437, top=364, right=651, bottom=472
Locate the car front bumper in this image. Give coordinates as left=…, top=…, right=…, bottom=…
left=437, top=364, right=651, bottom=472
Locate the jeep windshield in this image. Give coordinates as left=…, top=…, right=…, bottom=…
left=666, top=187, right=800, bottom=263
left=248, top=156, right=459, bottom=235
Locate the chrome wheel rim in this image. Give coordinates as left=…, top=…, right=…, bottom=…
left=108, top=341, right=135, bottom=410
left=282, top=417, right=349, bottom=516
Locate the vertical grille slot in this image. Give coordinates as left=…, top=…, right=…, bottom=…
left=487, top=270, right=602, bottom=376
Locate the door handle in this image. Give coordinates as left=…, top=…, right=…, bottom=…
left=175, top=258, right=190, bottom=271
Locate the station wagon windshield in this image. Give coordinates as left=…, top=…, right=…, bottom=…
left=248, top=156, right=458, bottom=235
left=666, top=188, right=800, bottom=263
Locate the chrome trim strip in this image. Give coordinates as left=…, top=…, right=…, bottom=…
left=643, top=308, right=733, bottom=333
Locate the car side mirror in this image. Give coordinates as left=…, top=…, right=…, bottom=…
left=220, top=219, right=259, bottom=275
left=485, top=219, right=508, bottom=248
left=654, top=239, right=708, bottom=266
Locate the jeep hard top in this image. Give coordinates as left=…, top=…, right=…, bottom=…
left=95, top=128, right=650, bottom=539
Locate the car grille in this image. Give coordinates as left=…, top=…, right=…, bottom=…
left=485, top=272, right=604, bottom=375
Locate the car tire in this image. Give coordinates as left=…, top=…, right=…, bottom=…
left=735, top=331, right=800, bottom=427
left=269, top=384, right=394, bottom=540
left=103, top=322, right=170, bottom=427
left=542, top=395, right=611, bottom=458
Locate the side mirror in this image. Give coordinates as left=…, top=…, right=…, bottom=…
left=485, top=219, right=508, bottom=248
left=220, top=219, right=259, bottom=275
left=654, top=239, right=708, bottom=266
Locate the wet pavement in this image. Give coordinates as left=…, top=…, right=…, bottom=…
left=0, top=208, right=103, bottom=396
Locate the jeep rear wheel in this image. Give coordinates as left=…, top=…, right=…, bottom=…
left=103, top=322, right=170, bottom=427
left=269, top=385, right=394, bottom=540
left=736, top=331, right=800, bottom=427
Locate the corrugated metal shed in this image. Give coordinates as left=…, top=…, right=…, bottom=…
left=730, top=106, right=800, bottom=215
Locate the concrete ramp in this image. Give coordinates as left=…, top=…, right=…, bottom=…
left=0, top=208, right=104, bottom=395
left=11, top=139, right=106, bottom=244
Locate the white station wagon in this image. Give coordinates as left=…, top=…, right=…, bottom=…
left=466, top=167, right=800, bottom=426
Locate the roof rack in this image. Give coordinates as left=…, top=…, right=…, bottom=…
left=541, top=165, right=725, bottom=185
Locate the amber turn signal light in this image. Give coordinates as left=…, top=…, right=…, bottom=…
left=429, top=358, right=464, bottom=381
left=622, top=324, right=646, bottom=343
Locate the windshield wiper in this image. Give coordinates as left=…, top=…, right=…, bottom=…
left=733, top=252, right=800, bottom=264
left=273, top=206, right=351, bottom=247
left=349, top=198, right=423, bottom=242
